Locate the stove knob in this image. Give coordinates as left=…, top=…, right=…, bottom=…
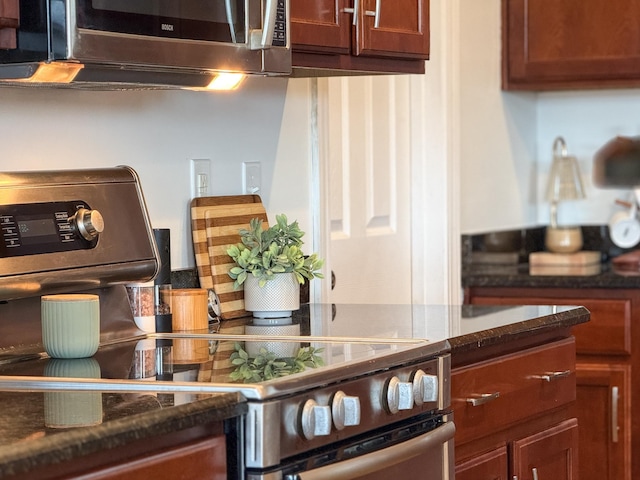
left=72, top=208, right=104, bottom=241
left=385, top=376, right=414, bottom=414
left=332, top=391, right=361, bottom=430
left=300, top=399, right=332, bottom=440
left=412, top=369, right=439, bottom=405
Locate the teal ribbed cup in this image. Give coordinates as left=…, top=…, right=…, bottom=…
left=41, top=294, right=100, bottom=359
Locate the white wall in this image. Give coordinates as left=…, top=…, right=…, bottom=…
left=458, top=0, right=538, bottom=234
left=537, top=91, right=639, bottom=227
left=458, top=0, right=639, bottom=234
left=0, top=77, right=315, bottom=270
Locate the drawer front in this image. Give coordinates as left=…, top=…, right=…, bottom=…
left=470, top=295, right=631, bottom=355
left=452, top=338, right=576, bottom=446
left=571, top=298, right=631, bottom=355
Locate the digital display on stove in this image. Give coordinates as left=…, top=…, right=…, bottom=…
left=17, top=217, right=58, bottom=243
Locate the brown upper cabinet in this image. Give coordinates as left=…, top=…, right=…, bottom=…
left=503, top=0, right=640, bottom=90
left=290, top=0, right=430, bottom=75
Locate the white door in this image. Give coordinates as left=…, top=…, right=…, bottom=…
left=318, top=76, right=413, bottom=305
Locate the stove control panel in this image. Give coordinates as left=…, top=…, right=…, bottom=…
left=0, top=167, right=158, bottom=302
left=0, top=201, right=102, bottom=258
left=290, top=357, right=448, bottom=444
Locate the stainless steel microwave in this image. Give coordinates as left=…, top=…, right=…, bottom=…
left=0, top=0, right=290, bottom=89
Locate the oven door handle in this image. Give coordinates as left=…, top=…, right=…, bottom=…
left=295, top=421, right=456, bottom=480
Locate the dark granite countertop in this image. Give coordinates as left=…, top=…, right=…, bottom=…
left=462, top=225, right=640, bottom=289
left=462, top=262, right=640, bottom=289
left=0, top=390, right=245, bottom=478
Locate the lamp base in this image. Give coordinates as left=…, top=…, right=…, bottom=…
left=545, top=226, right=583, bottom=253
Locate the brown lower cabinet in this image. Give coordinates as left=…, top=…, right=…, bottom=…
left=452, top=336, right=579, bottom=480
left=457, top=420, right=579, bottom=480
left=70, top=435, right=228, bottom=480
left=465, top=286, right=637, bottom=480
left=21, top=416, right=240, bottom=480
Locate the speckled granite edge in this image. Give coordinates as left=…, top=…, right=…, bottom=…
left=449, top=307, right=590, bottom=354
left=0, top=393, right=246, bottom=479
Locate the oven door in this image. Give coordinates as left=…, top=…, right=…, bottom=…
left=248, top=415, right=455, bottom=480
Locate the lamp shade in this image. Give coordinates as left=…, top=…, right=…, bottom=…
left=545, top=137, right=586, bottom=202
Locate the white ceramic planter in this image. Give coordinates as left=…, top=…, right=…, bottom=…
left=243, top=272, right=300, bottom=318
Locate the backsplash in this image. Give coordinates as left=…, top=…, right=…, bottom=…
left=462, top=225, right=629, bottom=266
left=170, top=268, right=310, bottom=306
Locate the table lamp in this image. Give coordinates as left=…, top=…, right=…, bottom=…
left=544, top=137, right=586, bottom=253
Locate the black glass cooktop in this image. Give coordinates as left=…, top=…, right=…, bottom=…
left=0, top=303, right=580, bottom=397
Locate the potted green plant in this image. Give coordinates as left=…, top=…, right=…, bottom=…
left=227, top=214, right=324, bottom=318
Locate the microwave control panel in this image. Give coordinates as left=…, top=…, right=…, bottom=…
left=273, top=0, right=287, bottom=47
left=0, top=201, right=101, bottom=258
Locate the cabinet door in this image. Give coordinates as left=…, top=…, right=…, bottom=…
left=356, top=0, right=429, bottom=59
left=503, top=0, right=640, bottom=90
left=291, top=0, right=429, bottom=60
left=511, top=419, right=579, bottom=480
left=456, top=445, right=509, bottom=480
left=576, top=364, right=631, bottom=480
left=290, top=0, right=351, bottom=54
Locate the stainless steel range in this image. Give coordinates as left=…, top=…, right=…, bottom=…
left=0, top=168, right=454, bottom=480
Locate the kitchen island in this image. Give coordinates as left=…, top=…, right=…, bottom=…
left=0, top=303, right=588, bottom=479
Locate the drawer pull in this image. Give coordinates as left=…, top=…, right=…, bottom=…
left=466, top=392, right=500, bottom=406
left=533, top=370, right=571, bottom=382
left=532, top=467, right=539, bottom=480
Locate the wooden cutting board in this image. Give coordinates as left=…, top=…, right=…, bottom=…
left=529, top=251, right=601, bottom=266
left=190, top=195, right=268, bottom=319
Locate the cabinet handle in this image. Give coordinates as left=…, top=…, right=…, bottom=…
left=533, top=370, right=571, bottom=382
left=466, top=392, right=500, bottom=406
left=364, top=0, right=382, bottom=28
left=343, top=0, right=360, bottom=26
left=612, top=386, right=619, bottom=443
left=532, top=467, right=539, bottom=480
